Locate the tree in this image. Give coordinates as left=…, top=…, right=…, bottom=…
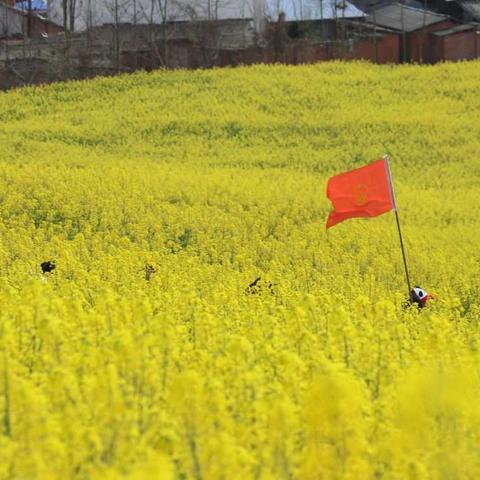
left=26, top=0, right=32, bottom=37
left=419, top=0, right=428, bottom=63
left=105, top=0, right=134, bottom=71
left=60, top=0, right=78, bottom=32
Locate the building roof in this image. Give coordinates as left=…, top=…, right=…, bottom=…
left=279, top=0, right=366, bottom=21
left=350, top=0, right=422, bottom=13
left=458, top=1, right=480, bottom=21
left=366, top=2, right=449, bottom=32
left=431, top=22, right=479, bottom=35
left=342, top=18, right=401, bottom=33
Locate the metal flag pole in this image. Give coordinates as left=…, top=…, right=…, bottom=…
left=384, top=154, right=412, bottom=295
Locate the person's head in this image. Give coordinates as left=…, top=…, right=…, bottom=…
left=41, top=261, right=56, bottom=274
left=410, top=286, right=431, bottom=308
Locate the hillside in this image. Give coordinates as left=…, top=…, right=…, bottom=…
left=1, top=62, right=480, bottom=479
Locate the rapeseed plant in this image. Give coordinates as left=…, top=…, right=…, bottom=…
left=0, top=61, right=479, bottom=478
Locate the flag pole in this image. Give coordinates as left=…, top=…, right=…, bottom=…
left=384, top=155, right=412, bottom=295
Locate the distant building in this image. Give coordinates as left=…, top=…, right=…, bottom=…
left=351, top=0, right=423, bottom=13
left=267, top=0, right=365, bottom=22
left=0, top=1, right=61, bottom=38
left=46, top=0, right=266, bottom=32
left=430, top=22, right=480, bottom=61
left=366, top=2, right=449, bottom=32
left=0, top=2, right=23, bottom=37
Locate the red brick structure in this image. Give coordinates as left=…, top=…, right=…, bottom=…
left=350, top=34, right=400, bottom=63
left=406, top=19, right=456, bottom=62
left=29, top=15, right=62, bottom=37
left=430, top=24, right=480, bottom=62
left=215, top=33, right=400, bottom=67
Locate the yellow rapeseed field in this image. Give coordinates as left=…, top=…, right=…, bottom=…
left=0, top=61, right=480, bottom=480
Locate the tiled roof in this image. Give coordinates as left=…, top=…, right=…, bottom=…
left=431, top=22, right=479, bottom=35
left=278, top=0, right=366, bottom=21
left=366, top=2, right=449, bottom=32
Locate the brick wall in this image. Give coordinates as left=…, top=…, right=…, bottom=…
left=406, top=20, right=455, bottom=63
left=215, top=34, right=400, bottom=66
left=350, top=34, right=400, bottom=63
left=30, top=16, right=63, bottom=37
left=429, top=28, right=480, bottom=62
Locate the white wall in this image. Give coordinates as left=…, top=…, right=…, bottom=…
left=0, top=4, right=24, bottom=37
left=47, top=0, right=265, bottom=31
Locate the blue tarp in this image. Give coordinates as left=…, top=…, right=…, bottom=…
left=16, top=0, right=47, bottom=11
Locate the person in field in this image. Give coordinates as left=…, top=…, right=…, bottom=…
left=41, top=261, right=56, bottom=274
left=409, top=286, right=432, bottom=309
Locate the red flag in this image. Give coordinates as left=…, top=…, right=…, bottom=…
left=326, top=158, right=395, bottom=229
